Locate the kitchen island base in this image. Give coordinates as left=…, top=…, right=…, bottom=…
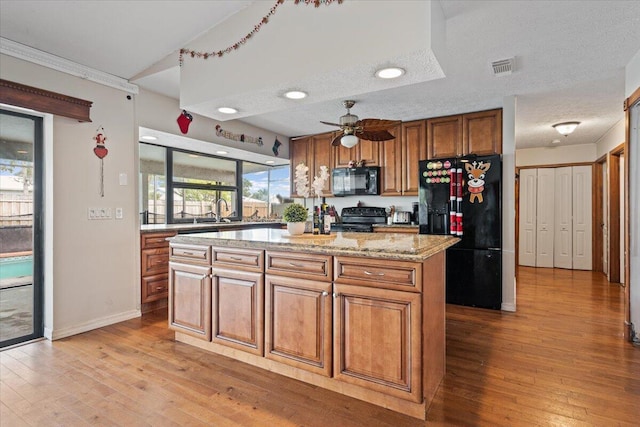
left=169, top=229, right=457, bottom=420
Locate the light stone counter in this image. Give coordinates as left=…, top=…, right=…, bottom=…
left=170, top=228, right=459, bottom=261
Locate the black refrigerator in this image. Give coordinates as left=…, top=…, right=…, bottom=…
left=418, top=154, right=502, bottom=310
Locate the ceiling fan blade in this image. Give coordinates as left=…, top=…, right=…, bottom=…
left=357, top=129, right=396, bottom=141
left=331, top=133, right=344, bottom=146
left=356, top=118, right=402, bottom=131
left=320, top=121, right=343, bottom=128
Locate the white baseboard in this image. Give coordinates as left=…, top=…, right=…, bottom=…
left=501, top=302, right=516, bottom=312
left=50, top=309, right=142, bottom=340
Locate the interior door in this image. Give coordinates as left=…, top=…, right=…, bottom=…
left=554, top=167, right=573, bottom=269
left=518, top=169, right=537, bottom=266
left=603, top=161, right=609, bottom=276
left=536, top=168, right=555, bottom=267
left=619, top=155, right=625, bottom=281
left=572, top=165, right=593, bottom=270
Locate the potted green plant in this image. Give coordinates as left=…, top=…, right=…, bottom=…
left=283, top=203, right=308, bottom=235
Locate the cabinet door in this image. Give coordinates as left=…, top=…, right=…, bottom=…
left=333, top=139, right=356, bottom=168
left=212, top=269, right=264, bottom=356
left=462, top=109, right=502, bottom=155
left=169, top=262, right=212, bottom=341
left=380, top=125, right=402, bottom=195
left=290, top=137, right=311, bottom=198
left=141, top=247, right=170, bottom=276
left=427, top=115, right=462, bottom=159
left=333, top=283, right=422, bottom=403
left=265, top=275, right=332, bottom=376
left=357, top=139, right=380, bottom=166
left=402, top=120, right=426, bottom=195
left=311, top=133, right=333, bottom=195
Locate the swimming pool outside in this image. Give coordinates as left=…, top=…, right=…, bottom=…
left=0, top=255, right=33, bottom=280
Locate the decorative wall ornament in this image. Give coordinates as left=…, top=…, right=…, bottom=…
left=272, top=137, right=282, bottom=156
left=215, top=124, right=264, bottom=146
left=179, top=0, right=344, bottom=65
left=177, top=110, right=193, bottom=134
left=93, top=126, right=108, bottom=197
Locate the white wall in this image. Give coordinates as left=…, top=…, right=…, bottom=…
left=502, top=96, right=517, bottom=312
left=595, top=120, right=625, bottom=158
left=1, top=54, right=139, bottom=339
left=516, top=144, right=597, bottom=167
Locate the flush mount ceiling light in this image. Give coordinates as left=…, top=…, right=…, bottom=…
left=340, top=134, right=359, bottom=148
left=284, top=90, right=307, bottom=99
left=552, top=121, right=580, bottom=136
left=141, top=135, right=157, bottom=141
left=216, top=150, right=229, bottom=155
left=218, top=107, right=238, bottom=114
left=375, top=67, right=405, bottom=79
left=265, top=160, right=275, bottom=164
left=551, top=139, right=561, bottom=144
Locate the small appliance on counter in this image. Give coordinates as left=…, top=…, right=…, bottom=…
left=392, top=210, right=412, bottom=224
left=418, top=154, right=502, bottom=310
left=330, top=206, right=387, bottom=232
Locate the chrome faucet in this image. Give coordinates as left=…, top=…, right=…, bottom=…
left=215, top=198, right=229, bottom=221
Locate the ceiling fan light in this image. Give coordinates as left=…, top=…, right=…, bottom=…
left=375, top=67, right=405, bottom=79
left=552, top=121, right=580, bottom=136
left=341, top=134, right=359, bottom=148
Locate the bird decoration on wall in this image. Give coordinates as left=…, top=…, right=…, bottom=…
left=93, top=126, right=108, bottom=197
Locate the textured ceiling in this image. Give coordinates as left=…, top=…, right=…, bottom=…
left=1, top=0, right=639, bottom=150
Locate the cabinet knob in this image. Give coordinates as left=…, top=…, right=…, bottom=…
left=230, top=256, right=243, bottom=261
left=332, top=292, right=339, bottom=298
left=288, top=262, right=304, bottom=268
left=156, top=286, right=164, bottom=291
left=321, top=291, right=328, bottom=297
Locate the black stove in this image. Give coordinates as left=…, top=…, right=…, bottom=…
left=331, top=206, right=387, bottom=233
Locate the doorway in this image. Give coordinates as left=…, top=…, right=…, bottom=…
left=0, top=108, right=44, bottom=348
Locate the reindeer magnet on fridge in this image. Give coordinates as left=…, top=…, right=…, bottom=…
left=465, top=160, right=491, bottom=203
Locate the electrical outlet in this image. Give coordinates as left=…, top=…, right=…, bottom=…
left=115, top=207, right=123, bottom=219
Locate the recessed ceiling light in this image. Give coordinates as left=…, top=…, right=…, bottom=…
left=141, top=135, right=157, bottom=141
left=284, top=90, right=307, bottom=99
left=16, top=150, right=28, bottom=154
left=265, top=160, right=275, bottom=164
left=375, top=67, right=405, bottom=79
left=551, top=139, right=561, bottom=144
left=218, top=107, right=238, bottom=114
left=188, top=154, right=199, bottom=158
left=216, top=150, right=229, bottom=155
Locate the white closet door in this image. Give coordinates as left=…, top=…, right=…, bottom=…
left=519, top=169, right=537, bottom=266
left=572, top=165, right=592, bottom=270
left=536, top=168, right=555, bottom=267
left=554, top=167, right=573, bottom=269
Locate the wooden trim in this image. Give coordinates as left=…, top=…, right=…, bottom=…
left=609, top=152, right=621, bottom=283
left=623, top=85, right=640, bottom=111
left=0, top=79, right=92, bottom=122
left=593, top=163, right=602, bottom=272
left=517, top=161, right=593, bottom=170
left=515, top=167, right=520, bottom=267
left=623, top=87, right=637, bottom=340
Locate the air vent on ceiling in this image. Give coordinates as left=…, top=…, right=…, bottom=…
left=491, top=57, right=514, bottom=76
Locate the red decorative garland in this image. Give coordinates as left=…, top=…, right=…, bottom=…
left=179, top=0, right=343, bottom=65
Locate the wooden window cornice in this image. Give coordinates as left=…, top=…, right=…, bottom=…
left=0, top=79, right=92, bottom=122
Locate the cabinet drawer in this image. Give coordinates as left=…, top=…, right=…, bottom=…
left=334, top=256, right=422, bottom=292
left=142, top=273, right=168, bottom=302
left=141, top=232, right=175, bottom=249
left=212, top=247, right=263, bottom=272
left=266, top=251, right=332, bottom=282
left=170, top=244, right=211, bottom=265
left=141, top=247, right=170, bottom=276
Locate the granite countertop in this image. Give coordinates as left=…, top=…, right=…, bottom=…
left=141, top=221, right=284, bottom=234
left=170, top=228, right=459, bottom=262
left=372, top=223, right=419, bottom=229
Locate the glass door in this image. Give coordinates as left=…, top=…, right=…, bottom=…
left=0, top=109, right=43, bottom=348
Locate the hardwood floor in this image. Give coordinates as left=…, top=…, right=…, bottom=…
left=1, top=267, right=638, bottom=426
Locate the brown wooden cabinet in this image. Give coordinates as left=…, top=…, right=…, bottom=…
left=427, top=109, right=502, bottom=159
left=212, top=268, right=264, bottom=356
left=140, top=231, right=176, bottom=312
left=265, top=274, right=332, bottom=376
left=463, top=108, right=502, bottom=155
left=380, top=122, right=424, bottom=196
left=333, top=283, right=422, bottom=403
left=168, top=261, right=212, bottom=341
left=427, top=114, right=463, bottom=159
left=333, top=138, right=381, bottom=168
left=290, top=132, right=333, bottom=197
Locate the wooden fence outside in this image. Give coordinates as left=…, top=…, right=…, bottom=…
left=0, top=195, right=32, bottom=226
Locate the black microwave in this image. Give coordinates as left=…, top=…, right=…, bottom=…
left=331, top=167, right=380, bottom=197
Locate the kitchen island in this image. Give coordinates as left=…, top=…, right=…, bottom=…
left=168, top=229, right=459, bottom=419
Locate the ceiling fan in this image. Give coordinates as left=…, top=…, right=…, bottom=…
left=320, top=100, right=401, bottom=148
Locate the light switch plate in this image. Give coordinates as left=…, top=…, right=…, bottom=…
left=115, top=207, right=123, bottom=219
left=119, top=173, right=127, bottom=186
